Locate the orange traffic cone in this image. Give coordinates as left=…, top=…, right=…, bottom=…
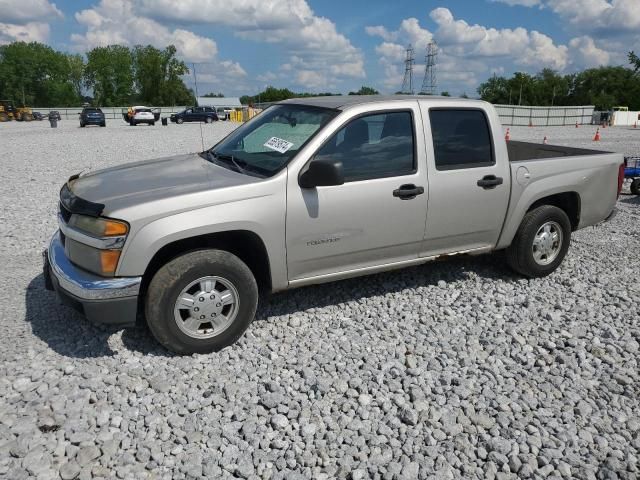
left=543, top=136, right=548, bottom=144
left=593, top=128, right=601, bottom=141
left=634, top=122, right=637, bottom=129
left=505, top=128, right=510, bottom=142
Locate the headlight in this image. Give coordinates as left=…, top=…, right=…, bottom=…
left=68, top=215, right=128, bottom=237
left=64, top=215, right=129, bottom=276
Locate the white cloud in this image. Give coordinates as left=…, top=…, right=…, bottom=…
left=546, top=0, right=640, bottom=32
left=0, top=21, right=49, bottom=44
left=0, top=0, right=60, bottom=44
left=568, top=35, right=612, bottom=67
left=368, top=8, right=576, bottom=94
left=365, top=25, right=397, bottom=42
left=0, top=0, right=62, bottom=23
left=135, top=0, right=365, bottom=89
left=430, top=7, right=568, bottom=69
left=72, top=0, right=217, bottom=62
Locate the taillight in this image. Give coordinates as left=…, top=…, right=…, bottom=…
left=617, top=163, right=625, bottom=198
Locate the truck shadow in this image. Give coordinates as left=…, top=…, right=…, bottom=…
left=25, top=253, right=518, bottom=358
left=619, top=195, right=640, bottom=205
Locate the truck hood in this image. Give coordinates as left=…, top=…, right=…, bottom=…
left=67, top=153, right=258, bottom=214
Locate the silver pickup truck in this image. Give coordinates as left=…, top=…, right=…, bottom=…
left=44, top=96, right=624, bottom=354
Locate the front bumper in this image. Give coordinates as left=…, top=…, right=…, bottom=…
left=43, top=231, right=141, bottom=326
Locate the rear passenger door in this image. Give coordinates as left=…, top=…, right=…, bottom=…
left=420, top=106, right=511, bottom=256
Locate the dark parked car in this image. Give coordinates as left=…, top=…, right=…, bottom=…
left=80, top=107, right=106, bottom=127
left=32, top=112, right=45, bottom=121
left=170, top=106, right=219, bottom=124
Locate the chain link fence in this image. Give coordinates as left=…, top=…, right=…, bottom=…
left=494, top=105, right=595, bottom=126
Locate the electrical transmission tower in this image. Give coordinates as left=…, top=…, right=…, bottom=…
left=420, top=41, right=438, bottom=95
left=400, top=45, right=415, bottom=94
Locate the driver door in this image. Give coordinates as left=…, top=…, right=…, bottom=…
left=286, top=104, right=429, bottom=281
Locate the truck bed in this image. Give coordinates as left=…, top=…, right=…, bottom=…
left=507, top=140, right=609, bottom=162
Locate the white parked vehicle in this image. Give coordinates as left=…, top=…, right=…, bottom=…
left=122, top=106, right=158, bottom=126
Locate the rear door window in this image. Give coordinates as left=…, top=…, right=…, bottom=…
left=429, top=109, right=494, bottom=170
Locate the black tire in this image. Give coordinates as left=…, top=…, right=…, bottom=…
left=130, top=120, right=136, bottom=126
left=176, top=117, right=183, bottom=124
left=506, top=205, right=571, bottom=278
left=151, top=121, right=155, bottom=126
left=631, top=179, right=640, bottom=195
left=100, top=122, right=106, bottom=127
left=80, top=123, right=85, bottom=128
left=205, top=116, right=213, bottom=124
left=145, top=249, right=258, bottom=354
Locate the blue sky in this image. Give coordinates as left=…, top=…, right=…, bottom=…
left=1, top=0, right=639, bottom=96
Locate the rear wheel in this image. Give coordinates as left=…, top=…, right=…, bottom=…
left=100, top=122, right=106, bottom=127
left=631, top=179, right=640, bottom=195
left=151, top=121, right=155, bottom=126
left=80, top=122, right=85, bottom=128
left=506, top=205, right=571, bottom=278
left=145, top=249, right=258, bottom=354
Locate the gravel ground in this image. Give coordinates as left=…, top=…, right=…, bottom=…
left=0, top=119, right=638, bottom=480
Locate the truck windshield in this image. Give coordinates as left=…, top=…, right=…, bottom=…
left=207, top=104, right=337, bottom=177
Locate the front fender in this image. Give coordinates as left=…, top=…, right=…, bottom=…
left=115, top=196, right=288, bottom=291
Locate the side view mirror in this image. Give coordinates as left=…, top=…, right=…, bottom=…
left=299, top=158, right=344, bottom=189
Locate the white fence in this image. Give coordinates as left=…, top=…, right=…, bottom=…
left=494, top=105, right=595, bottom=126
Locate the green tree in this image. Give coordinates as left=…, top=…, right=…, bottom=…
left=84, top=45, right=134, bottom=106
left=629, top=51, right=640, bottom=73
left=348, top=85, right=379, bottom=95
left=440, top=91, right=450, bottom=96
left=0, top=41, right=81, bottom=106
left=66, top=53, right=85, bottom=100
left=132, top=44, right=193, bottom=106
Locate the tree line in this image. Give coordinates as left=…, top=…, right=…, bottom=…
left=3, top=40, right=640, bottom=110
left=478, top=53, right=640, bottom=110
left=0, top=41, right=195, bottom=107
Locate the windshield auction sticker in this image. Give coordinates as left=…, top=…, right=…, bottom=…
left=264, top=137, right=294, bottom=154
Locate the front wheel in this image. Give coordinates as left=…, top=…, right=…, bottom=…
left=205, top=116, right=213, bottom=124
left=631, top=178, right=640, bottom=195
left=151, top=121, right=155, bottom=126
left=176, top=117, right=184, bottom=124
left=145, top=249, right=258, bottom=354
left=506, top=205, right=571, bottom=278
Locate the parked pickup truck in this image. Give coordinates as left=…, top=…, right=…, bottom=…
left=44, top=96, right=624, bottom=354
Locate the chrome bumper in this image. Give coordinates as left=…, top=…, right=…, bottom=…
left=47, top=231, right=141, bottom=300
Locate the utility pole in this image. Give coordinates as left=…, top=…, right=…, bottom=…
left=420, top=41, right=438, bottom=95
left=400, top=45, right=415, bottom=95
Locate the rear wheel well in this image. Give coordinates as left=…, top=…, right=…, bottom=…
left=140, top=231, right=272, bottom=301
left=528, top=192, right=581, bottom=230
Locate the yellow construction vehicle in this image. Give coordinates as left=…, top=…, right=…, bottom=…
left=0, top=100, right=33, bottom=121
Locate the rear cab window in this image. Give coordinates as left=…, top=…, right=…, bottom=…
left=429, top=109, right=494, bottom=170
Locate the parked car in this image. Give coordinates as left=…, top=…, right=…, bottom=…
left=48, top=111, right=61, bottom=121
left=44, top=96, right=623, bottom=354
left=32, top=112, right=44, bottom=121
left=216, top=107, right=230, bottom=121
left=122, top=106, right=158, bottom=126
left=170, top=106, right=219, bottom=124
left=79, top=107, right=106, bottom=127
